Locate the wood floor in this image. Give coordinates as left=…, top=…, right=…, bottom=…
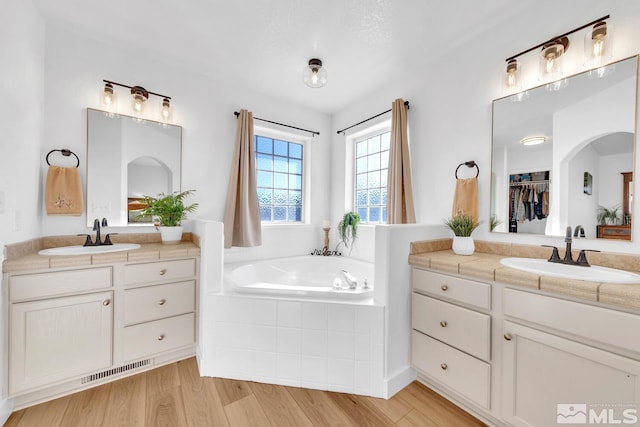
left=5, top=357, right=486, bottom=427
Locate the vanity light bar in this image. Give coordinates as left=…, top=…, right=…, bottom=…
left=101, top=79, right=172, bottom=122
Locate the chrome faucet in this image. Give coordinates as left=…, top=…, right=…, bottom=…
left=340, top=270, right=358, bottom=289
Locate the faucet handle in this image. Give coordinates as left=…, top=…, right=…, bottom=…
left=103, top=233, right=117, bottom=245
left=576, top=249, right=600, bottom=267
left=541, top=245, right=561, bottom=263
left=78, top=234, right=93, bottom=247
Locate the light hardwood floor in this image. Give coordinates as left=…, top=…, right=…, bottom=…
left=5, top=357, right=487, bottom=426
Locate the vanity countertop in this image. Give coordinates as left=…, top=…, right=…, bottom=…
left=409, top=240, right=640, bottom=311
left=3, top=235, right=200, bottom=273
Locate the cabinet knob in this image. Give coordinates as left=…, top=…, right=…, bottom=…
left=158, top=298, right=167, bottom=306
left=504, top=333, right=513, bottom=341
left=159, top=269, right=167, bottom=276
left=440, top=321, right=447, bottom=328
left=441, top=285, right=448, bottom=291
left=102, top=299, right=111, bottom=306
left=440, top=363, right=448, bottom=370
left=157, top=334, right=165, bottom=341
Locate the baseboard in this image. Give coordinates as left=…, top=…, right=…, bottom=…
left=384, top=366, right=416, bottom=399
left=0, top=397, right=14, bottom=425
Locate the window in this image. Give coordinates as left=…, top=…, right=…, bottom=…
left=354, top=130, right=390, bottom=223
left=255, top=135, right=303, bottom=222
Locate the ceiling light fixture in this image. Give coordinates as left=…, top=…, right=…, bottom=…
left=504, top=59, right=521, bottom=92
left=539, top=37, right=569, bottom=84
left=303, top=58, right=328, bottom=88
left=520, top=136, right=547, bottom=146
left=100, top=80, right=172, bottom=122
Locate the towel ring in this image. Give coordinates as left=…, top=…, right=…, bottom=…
left=455, top=160, right=479, bottom=179
left=46, top=149, right=80, bottom=168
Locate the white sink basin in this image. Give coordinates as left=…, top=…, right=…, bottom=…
left=500, top=257, right=640, bottom=284
left=39, top=243, right=141, bottom=256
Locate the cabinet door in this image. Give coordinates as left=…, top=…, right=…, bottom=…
left=10, top=291, right=113, bottom=395
left=502, top=321, right=640, bottom=427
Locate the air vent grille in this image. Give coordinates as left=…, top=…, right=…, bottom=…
left=81, top=359, right=151, bottom=384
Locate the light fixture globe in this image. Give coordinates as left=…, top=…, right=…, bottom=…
left=539, top=37, right=569, bottom=83
left=130, top=86, right=149, bottom=117
left=303, top=58, right=327, bottom=88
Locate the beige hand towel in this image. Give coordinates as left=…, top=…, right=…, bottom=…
left=452, top=178, right=478, bottom=223
left=45, top=166, right=83, bottom=216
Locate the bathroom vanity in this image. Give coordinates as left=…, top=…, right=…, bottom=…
left=409, top=243, right=640, bottom=427
left=2, top=239, right=200, bottom=409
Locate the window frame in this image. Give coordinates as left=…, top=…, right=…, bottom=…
left=346, top=120, right=391, bottom=225
left=254, top=125, right=311, bottom=225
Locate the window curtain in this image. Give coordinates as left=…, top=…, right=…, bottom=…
left=223, top=109, right=262, bottom=248
left=387, top=98, right=416, bottom=224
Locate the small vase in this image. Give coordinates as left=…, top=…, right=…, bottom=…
left=158, top=226, right=183, bottom=245
left=452, top=236, right=475, bottom=256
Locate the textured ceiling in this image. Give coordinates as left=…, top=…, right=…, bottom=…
left=35, top=0, right=537, bottom=113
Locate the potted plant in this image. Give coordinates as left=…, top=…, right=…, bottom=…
left=338, top=211, right=361, bottom=253
left=597, top=205, right=621, bottom=225
left=137, top=190, right=198, bottom=244
left=444, top=214, right=480, bottom=256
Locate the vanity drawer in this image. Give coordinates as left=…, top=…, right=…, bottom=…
left=10, top=267, right=112, bottom=301
left=123, top=280, right=195, bottom=325
left=122, top=313, right=195, bottom=361
left=412, top=293, right=490, bottom=361
left=412, top=268, right=491, bottom=310
left=124, top=259, right=196, bottom=285
left=412, top=330, right=490, bottom=409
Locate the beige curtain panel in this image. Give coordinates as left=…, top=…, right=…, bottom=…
left=387, top=98, right=416, bottom=224
left=223, top=109, right=262, bottom=248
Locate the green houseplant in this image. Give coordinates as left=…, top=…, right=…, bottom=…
left=444, top=214, right=480, bottom=255
left=137, top=190, right=198, bottom=244
left=597, top=204, right=621, bottom=225
left=338, top=211, right=361, bottom=251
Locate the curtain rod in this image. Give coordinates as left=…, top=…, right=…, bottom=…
left=336, top=101, right=410, bottom=135
left=233, top=112, right=320, bottom=136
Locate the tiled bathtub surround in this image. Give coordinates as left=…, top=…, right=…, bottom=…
left=409, top=239, right=640, bottom=309
left=207, top=295, right=385, bottom=397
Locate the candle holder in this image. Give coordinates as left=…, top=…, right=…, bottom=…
left=310, top=226, right=342, bottom=256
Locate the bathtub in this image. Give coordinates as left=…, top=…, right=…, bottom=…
left=224, top=255, right=374, bottom=299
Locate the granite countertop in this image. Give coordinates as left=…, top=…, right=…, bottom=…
left=3, top=234, right=201, bottom=273
left=408, top=240, right=640, bottom=311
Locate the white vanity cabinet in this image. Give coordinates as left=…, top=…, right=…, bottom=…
left=7, top=268, right=114, bottom=395
left=410, top=268, right=492, bottom=409
left=502, top=288, right=640, bottom=427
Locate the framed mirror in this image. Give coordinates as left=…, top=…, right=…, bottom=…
left=491, top=56, right=638, bottom=240
left=86, top=108, right=182, bottom=227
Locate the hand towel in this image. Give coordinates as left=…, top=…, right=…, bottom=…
left=45, top=166, right=83, bottom=216
left=452, top=177, right=478, bottom=223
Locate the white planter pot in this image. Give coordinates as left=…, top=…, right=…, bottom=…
left=452, top=236, right=475, bottom=256
left=158, top=226, right=183, bottom=245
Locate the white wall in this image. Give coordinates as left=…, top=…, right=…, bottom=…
left=41, top=24, right=332, bottom=259
left=0, top=0, right=44, bottom=422
left=568, top=144, right=599, bottom=237
left=599, top=152, right=633, bottom=212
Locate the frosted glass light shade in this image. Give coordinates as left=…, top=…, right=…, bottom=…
left=584, top=22, right=613, bottom=67
left=160, top=97, right=172, bottom=123
left=539, top=41, right=566, bottom=83
left=504, top=59, right=521, bottom=93
left=102, top=83, right=116, bottom=111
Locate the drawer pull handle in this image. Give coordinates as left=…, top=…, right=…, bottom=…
left=440, top=363, right=448, bottom=370
left=504, top=333, right=513, bottom=341
left=157, top=334, right=165, bottom=341
left=159, top=269, right=167, bottom=276
left=158, top=299, right=167, bottom=306
left=440, top=321, right=447, bottom=328
left=441, top=285, right=448, bottom=291
left=102, top=299, right=111, bottom=306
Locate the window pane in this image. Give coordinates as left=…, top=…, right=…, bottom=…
left=381, top=188, right=387, bottom=205
left=256, top=136, right=272, bottom=154
left=288, top=206, right=301, bottom=221
left=368, top=171, right=380, bottom=188
left=369, top=206, right=380, bottom=222
left=353, top=130, right=390, bottom=224
left=289, top=190, right=302, bottom=206
left=356, top=190, right=367, bottom=206
left=289, top=174, right=302, bottom=190
left=257, top=153, right=273, bottom=171
left=289, top=143, right=302, bottom=159
left=260, top=206, right=272, bottom=221
left=369, top=189, right=380, bottom=205
left=380, top=150, right=389, bottom=169
left=381, top=170, right=388, bottom=188
left=356, top=174, right=367, bottom=190
left=273, top=206, right=286, bottom=221
left=274, top=173, right=288, bottom=188
left=356, top=141, right=367, bottom=157
left=368, top=153, right=380, bottom=172
left=289, top=159, right=302, bottom=174
left=368, top=135, right=380, bottom=153
left=257, top=170, right=272, bottom=187
left=382, top=207, right=387, bottom=222
left=357, top=207, right=368, bottom=222
left=274, top=156, right=288, bottom=173
left=356, top=157, right=367, bottom=174
left=381, top=132, right=390, bottom=151
left=274, top=189, right=287, bottom=205
left=274, top=140, right=288, bottom=156
left=257, top=188, right=272, bottom=205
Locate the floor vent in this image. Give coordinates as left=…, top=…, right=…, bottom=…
left=81, top=359, right=151, bottom=384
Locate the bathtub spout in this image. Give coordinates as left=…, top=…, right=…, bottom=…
left=340, top=270, right=358, bottom=289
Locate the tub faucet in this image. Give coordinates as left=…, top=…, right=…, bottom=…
left=340, top=270, right=358, bottom=289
